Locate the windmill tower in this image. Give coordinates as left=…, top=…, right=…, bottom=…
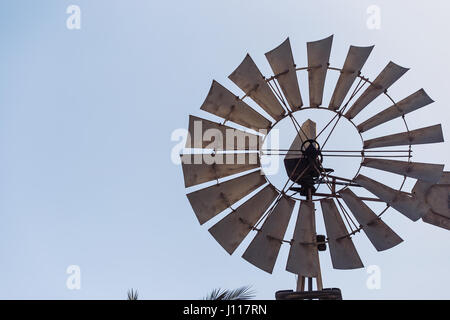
left=180, top=36, right=449, bottom=299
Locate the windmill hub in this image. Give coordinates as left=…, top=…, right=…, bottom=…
left=282, top=118, right=335, bottom=196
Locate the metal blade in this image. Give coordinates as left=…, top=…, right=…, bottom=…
left=186, top=115, right=261, bottom=150
left=363, top=124, right=444, bottom=149
left=339, top=189, right=403, bottom=251
left=422, top=211, right=450, bottom=230
left=329, top=45, right=374, bottom=110
left=355, top=174, right=429, bottom=221
left=265, top=38, right=303, bottom=111
left=229, top=54, right=286, bottom=121
left=307, top=35, right=333, bottom=107
left=181, top=154, right=260, bottom=188
left=209, top=185, right=279, bottom=254
left=286, top=201, right=321, bottom=276
left=320, top=199, right=364, bottom=269
left=362, top=158, right=444, bottom=183
left=358, top=89, right=434, bottom=132
left=285, top=119, right=317, bottom=160
left=413, top=172, right=450, bottom=222
left=186, top=170, right=266, bottom=225
left=345, top=62, right=409, bottom=119
left=242, top=195, right=295, bottom=273
left=200, top=80, right=272, bottom=131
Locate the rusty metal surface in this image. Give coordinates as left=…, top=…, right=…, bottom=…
left=242, top=195, right=295, bottom=273
left=363, top=124, right=444, bottom=149
left=181, top=154, right=260, bottom=188
left=265, top=38, right=303, bottom=111
left=229, top=54, right=285, bottom=121
left=286, top=201, right=321, bottom=276
left=362, top=158, right=444, bottom=183
left=307, top=35, right=333, bottom=107
left=320, top=198, right=363, bottom=269
left=339, top=189, right=403, bottom=251
left=185, top=115, right=261, bottom=150
left=358, top=89, right=434, bottom=132
left=186, top=170, right=266, bottom=225
left=329, top=45, right=374, bottom=110
left=208, top=185, right=279, bottom=254
left=413, top=172, right=450, bottom=228
left=200, top=80, right=272, bottom=131
left=355, top=174, right=429, bottom=221
left=345, top=62, right=409, bottom=119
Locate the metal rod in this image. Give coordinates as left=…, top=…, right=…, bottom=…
left=313, top=192, right=384, bottom=202
left=261, top=149, right=410, bottom=153
left=262, top=153, right=410, bottom=158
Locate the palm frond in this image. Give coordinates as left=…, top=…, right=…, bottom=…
left=127, top=288, right=139, bottom=300
left=204, top=285, right=255, bottom=300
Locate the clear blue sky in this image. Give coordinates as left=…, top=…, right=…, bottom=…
left=0, top=0, right=449, bottom=299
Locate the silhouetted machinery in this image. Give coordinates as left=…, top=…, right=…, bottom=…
left=180, top=36, right=448, bottom=300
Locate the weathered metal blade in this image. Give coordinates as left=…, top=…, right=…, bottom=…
left=355, top=174, right=429, bottom=221
left=186, top=170, right=266, bottom=225
left=358, top=89, right=434, bottom=132
left=413, top=172, right=450, bottom=224
left=229, top=54, right=286, bottom=121
left=339, top=189, right=403, bottom=251
left=265, top=38, right=303, bottom=111
left=363, top=124, right=444, bottom=149
left=242, top=195, right=295, bottom=273
left=329, top=45, right=374, bottom=110
left=186, top=115, right=261, bottom=150
left=181, top=154, right=260, bottom=188
left=345, top=62, right=409, bottom=119
left=362, top=158, right=444, bottom=183
left=320, top=199, right=364, bottom=269
left=209, top=185, right=279, bottom=254
left=285, top=119, right=317, bottom=160
left=422, top=211, right=450, bottom=230
left=307, top=35, right=333, bottom=107
left=286, top=201, right=321, bottom=276
left=200, top=80, right=272, bottom=131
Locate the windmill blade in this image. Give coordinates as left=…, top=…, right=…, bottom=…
left=345, top=62, right=409, bottom=119
left=320, top=199, right=364, bottom=269
left=362, top=158, right=444, bottom=183
left=329, top=45, right=374, bottom=110
left=200, top=80, right=272, bottom=131
left=363, top=124, right=444, bottom=149
left=358, top=89, right=434, bottom=132
left=286, top=201, right=321, bottom=277
left=413, top=172, right=450, bottom=222
left=354, top=174, right=429, bottom=221
left=181, top=154, right=260, bottom=188
left=186, top=170, right=266, bottom=225
left=242, top=195, right=295, bottom=274
left=209, top=185, right=279, bottom=254
left=422, top=212, right=450, bottom=230
left=265, top=38, right=303, bottom=111
left=186, top=115, right=261, bottom=150
left=229, top=54, right=286, bottom=121
left=285, top=119, right=317, bottom=160
left=307, top=35, right=333, bottom=107
left=339, top=189, right=403, bottom=251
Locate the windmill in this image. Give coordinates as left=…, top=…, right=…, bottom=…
left=180, top=35, right=449, bottom=299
